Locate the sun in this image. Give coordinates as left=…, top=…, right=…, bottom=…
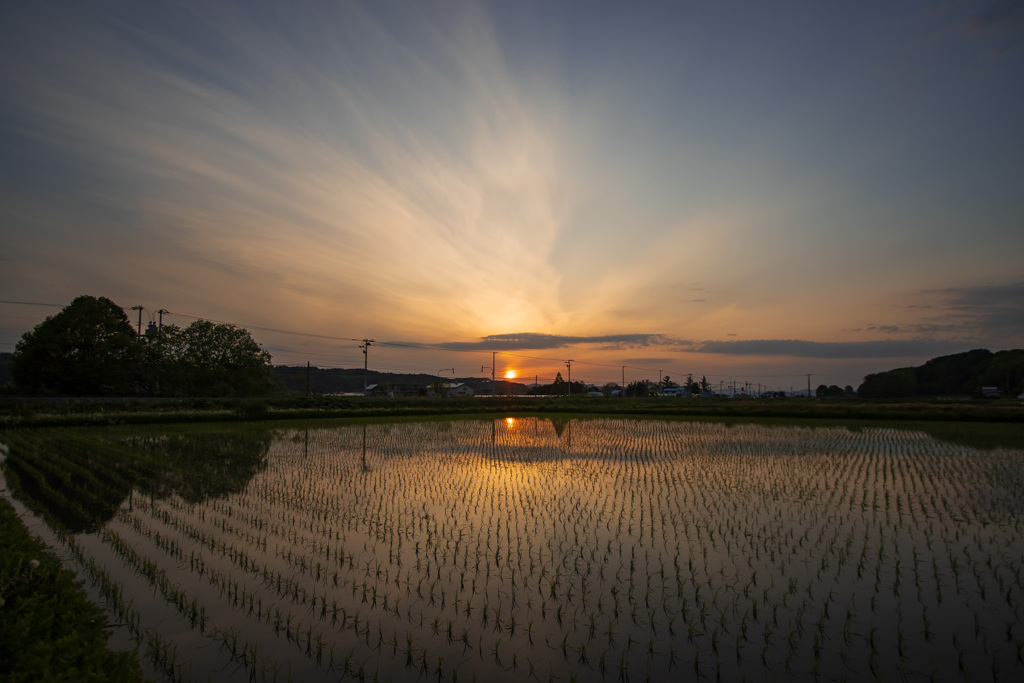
left=504, top=369, right=517, bottom=379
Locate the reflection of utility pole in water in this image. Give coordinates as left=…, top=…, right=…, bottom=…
left=304, top=429, right=308, bottom=458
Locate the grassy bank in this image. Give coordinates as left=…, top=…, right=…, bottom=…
left=2, top=394, right=1022, bottom=426
left=0, top=497, right=146, bottom=683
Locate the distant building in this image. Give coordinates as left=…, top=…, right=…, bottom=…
left=364, top=383, right=424, bottom=397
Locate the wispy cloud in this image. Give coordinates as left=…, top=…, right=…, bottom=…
left=0, top=2, right=577, bottom=337
left=875, top=280, right=1024, bottom=345
left=401, top=331, right=981, bottom=361
left=925, top=0, right=1024, bottom=56
left=687, top=339, right=978, bottom=360
left=395, top=332, right=681, bottom=352
left=963, top=0, right=1024, bottom=54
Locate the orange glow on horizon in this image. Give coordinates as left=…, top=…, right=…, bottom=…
left=504, top=369, right=517, bottom=379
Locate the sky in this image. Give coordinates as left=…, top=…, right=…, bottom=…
left=2, top=0, right=1022, bottom=392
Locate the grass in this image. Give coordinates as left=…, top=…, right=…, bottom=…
left=0, top=497, right=147, bottom=683
left=1, top=393, right=1022, bottom=421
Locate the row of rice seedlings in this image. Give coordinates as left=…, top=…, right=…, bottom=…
left=7, top=418, right=1024, bottom=681
left=228, top=421, right=1011, bottom=679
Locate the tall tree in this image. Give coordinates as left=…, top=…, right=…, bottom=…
left=158, top=320, right=273, bottom=396
left=11, top=295, right=141, bottom=395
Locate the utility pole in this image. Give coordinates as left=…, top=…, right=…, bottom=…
left=622, top=366, right=625, bottom=398
left=806, top=373, right=812, bottom=399
left=361, top=339, right=374, bottom=393
left=566, top=360, right=574, bottom=397
left=156, top=308, right=168, bottom=332
left=306, top=361, right=311, bottom=397
left=481, top=352, right=496, bottom=396
left=131, top=305, right=144, bottom=338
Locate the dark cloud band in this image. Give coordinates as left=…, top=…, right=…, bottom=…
left=390, top=333, right=981, bottom=360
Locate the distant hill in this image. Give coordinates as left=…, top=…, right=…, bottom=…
left=857, top=348, right=1024, bottom=398
left=271, top=365, right=527, bottom=395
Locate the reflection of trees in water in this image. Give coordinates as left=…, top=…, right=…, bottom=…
left=122, top=428, right=272, bottom=504
left=2, top=426, right=272, bottom=534
left=548, top=418, right=570, bottom=439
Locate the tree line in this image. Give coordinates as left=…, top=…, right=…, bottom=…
left=857, top=348, right=1024, bottom=399
left=7, top=295, right=274, bottom=397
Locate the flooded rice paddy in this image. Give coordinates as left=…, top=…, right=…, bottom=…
left=4, top=417, right=1024, bottom=682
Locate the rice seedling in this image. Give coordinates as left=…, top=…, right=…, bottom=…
left=3, top=417, right=1024, bottom=681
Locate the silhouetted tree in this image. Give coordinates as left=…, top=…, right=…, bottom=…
left=11, top=295, right=141, bottom=395
left=156, top=320, right=274, bottom=397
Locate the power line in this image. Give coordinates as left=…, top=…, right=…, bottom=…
left=0, top=300, right=65, bottom=308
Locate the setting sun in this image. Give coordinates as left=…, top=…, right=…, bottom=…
left=504, top=369, right=517, bottom=379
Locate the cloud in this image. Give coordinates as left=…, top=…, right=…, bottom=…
left=393, top=332, right=683, bottom=352
left=965, top=0, right=1024, bottom=35
left=903, top=280, right=1024, bottom=344
left=930, top=0, right=1024, bottom=56
left=0, top=1, right=577, bottom=338
left=393, top=331, right=983, bottom=361
left=687, top=339, right=978, bottom=359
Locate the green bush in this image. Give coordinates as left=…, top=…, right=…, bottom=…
left=0, top=499, right=145, bottom=682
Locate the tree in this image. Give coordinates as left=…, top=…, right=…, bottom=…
left=157, top=320, right=274, bottom=397
left=857, top=367, right=918, bottom=398
left=428, top=378, right=447, bottom=397
left=626, top=380, right=656, bottom=397
left=11, top=295, right=141, bottom=395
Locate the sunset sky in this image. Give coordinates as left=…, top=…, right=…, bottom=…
left=2, top=1, right=1022, bottom=391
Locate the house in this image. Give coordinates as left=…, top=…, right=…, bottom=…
left=662, top=386, right=692, bottom=398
